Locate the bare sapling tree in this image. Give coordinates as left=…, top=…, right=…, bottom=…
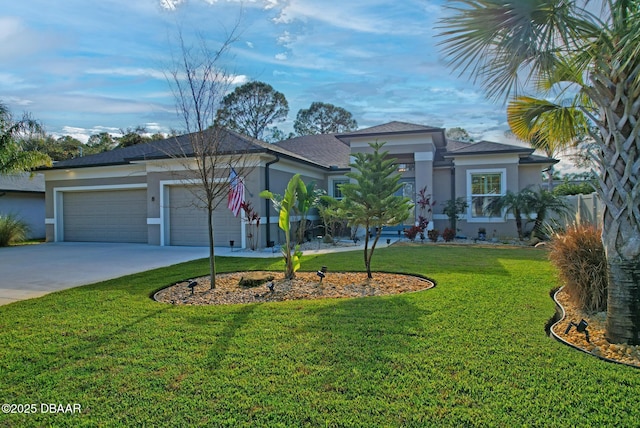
left=165, top=27, right=255, bottom=289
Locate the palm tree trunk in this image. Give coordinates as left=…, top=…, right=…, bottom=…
left=588, top=71, right=640, bottom=344
left=606, top=258, right=640, bottom=343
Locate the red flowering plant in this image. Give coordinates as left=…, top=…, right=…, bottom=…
left=241, top=201, right=261, bottom=250
left=416, top=186, right=436, bottom=230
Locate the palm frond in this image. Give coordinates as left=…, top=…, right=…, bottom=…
left=507, top=95, right=589, bottom=151
left=438, top=0, right=596, bottom=101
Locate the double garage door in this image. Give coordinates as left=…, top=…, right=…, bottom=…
left=63, top=189, right=148, bottom=243
left=61, top=187, right=240, bottom=246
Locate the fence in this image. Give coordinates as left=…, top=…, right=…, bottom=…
left=550, top=192, right=602, bottom=228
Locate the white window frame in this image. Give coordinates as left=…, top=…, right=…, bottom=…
left=466, top=168, right=507, bottom=223
left=329, top=177, right=349, bottom=200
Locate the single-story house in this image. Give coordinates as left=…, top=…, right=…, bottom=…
left=41, top=121, right=557, bottom=247
left=0, top=173, right=46, bottom=239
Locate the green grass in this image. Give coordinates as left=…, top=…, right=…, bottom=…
left=1, top=245, right=638, bottom=427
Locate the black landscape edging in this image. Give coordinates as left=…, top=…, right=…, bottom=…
left=549, top=286, right=639, bottom=369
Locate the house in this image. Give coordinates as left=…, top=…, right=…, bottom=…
left=0, top=173, right=46, bottom=240
left=40, top=121, right=557, bottom=247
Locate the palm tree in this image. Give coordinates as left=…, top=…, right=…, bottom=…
left=0, top=102, right=51, bottom=174
left=439, top=1, right=640, bottom=344
left=486, top=190, right=531, bottom=241
left=525, top=187, right=570, bottom=239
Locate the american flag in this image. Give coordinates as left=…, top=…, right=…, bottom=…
left=227, top=167, right=244, bottom=217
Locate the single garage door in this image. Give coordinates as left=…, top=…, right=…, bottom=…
left=63, top=189, right=147, bottom=243
left=168, top=186, right=240, bottom=246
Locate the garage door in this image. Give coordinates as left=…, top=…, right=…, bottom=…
left=168, top=186, right=240, bottom=246
left=63, top=189, right=147, bottom=243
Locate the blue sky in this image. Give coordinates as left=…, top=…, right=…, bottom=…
left=2, top=0, right=522, bottom=149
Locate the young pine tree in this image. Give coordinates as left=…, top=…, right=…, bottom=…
left=339, top=142, right=412, bottom=278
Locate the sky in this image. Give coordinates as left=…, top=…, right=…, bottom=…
left=1, top=0, right=576, bottom=171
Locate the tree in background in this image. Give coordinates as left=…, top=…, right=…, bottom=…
left=0, top=102, right=51, bottom=174
left=439, top=0, right=640, bottom=344
left=263, top=126, right=295, bottom=144
left=216, top=81, right=288, bottom=140
left=87, top=132, right=118, bottom=153
left=23, top=134, right=79, bottom=161
left=339, top=142, right=412, bottom=279
left=445, top=127, right=473, bottom=142
left=293, top=102, right=358, bottom=136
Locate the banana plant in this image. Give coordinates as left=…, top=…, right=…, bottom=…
left=260, top=174, right=305, bottom=279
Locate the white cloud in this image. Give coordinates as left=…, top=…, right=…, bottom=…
left=159, top=0, right=186, bottom=11
left=160, top=0, right=276, bottom=11
left=277, top=31, right=293, bottom=46
left=85, top=67, right=167, bottom=80
left=272, top=1, right=429, bottom=35
left=0, top=73, right=34, bottom=90
left=275, top=52, right=288, bottom=61
left=0, top=17, right=57, bottom=60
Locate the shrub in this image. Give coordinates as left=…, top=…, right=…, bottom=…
left=549, top=224, right=608, bottom=312
left=238, top=273, right=275, bottom=288
left=404, top=226, right=422, bottom=241
left=427, top=229, right=439, bottom=242
left=0, top=214, right=29, bottom=247
left=442, top=228, right=455, bottom=242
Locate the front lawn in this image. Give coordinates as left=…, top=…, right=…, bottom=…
left=1, top=245, right=638, bottom=427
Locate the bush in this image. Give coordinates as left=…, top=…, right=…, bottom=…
left=404, top=226, right=422, bottom=241
left=238, top=273, right=275, bottom=288
left=427, top=229, right=439, bottom=242
left=442, top=228, right=455, bottom=242
left=549, top=224, right=608, bottom=312
left=0, top=214, right=29, bottom=247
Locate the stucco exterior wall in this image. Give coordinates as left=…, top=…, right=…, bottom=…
left=0, top=192, right=45, bottom=239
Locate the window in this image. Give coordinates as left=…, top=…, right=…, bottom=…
left=396, top=163, right=415, bottom=173
left=331, top=179, right=349, bottom=200
left=468, top=169, right=506, bottom=219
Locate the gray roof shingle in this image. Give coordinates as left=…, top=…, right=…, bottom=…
left=444, top=140, right=534, bottom=156
left=337, top=121, right=443, bottom=138
left=0, top=173, right=45, bottom=192
left=44, top=128, right=323, bottom=170
left=274, top=134, right=350, bottom=169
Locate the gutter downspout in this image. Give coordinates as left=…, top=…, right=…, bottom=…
left=264, top=154, right=280, bottom=247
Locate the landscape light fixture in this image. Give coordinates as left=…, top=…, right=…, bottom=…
left=317, top=266, right=328, bottom=282
left=187, top=280, right=197, bottom=296
left=229, top=240, right=234, bottom=252
left=564, top=319, right=590, bottom=343
left=267, top=282, right=274, bottom=293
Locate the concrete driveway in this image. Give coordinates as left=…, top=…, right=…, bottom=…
left=0, top=242, right=210, bottom=306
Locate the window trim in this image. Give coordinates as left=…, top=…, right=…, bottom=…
left=466, top=168, right=507, bottom=223
left=329, top=176, right=349, bottom=200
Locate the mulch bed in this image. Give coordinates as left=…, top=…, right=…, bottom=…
left=552, top=288, right=640, bottom=367
left=154, top=271, right=434, bottom=306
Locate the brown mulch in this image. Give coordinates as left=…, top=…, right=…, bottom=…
left=154, top=271, right=434, bottom=306
left=552, top=288, right=640, bottom=367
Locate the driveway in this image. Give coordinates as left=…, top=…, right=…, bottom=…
left=0, top=242, right=210, bottom=306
